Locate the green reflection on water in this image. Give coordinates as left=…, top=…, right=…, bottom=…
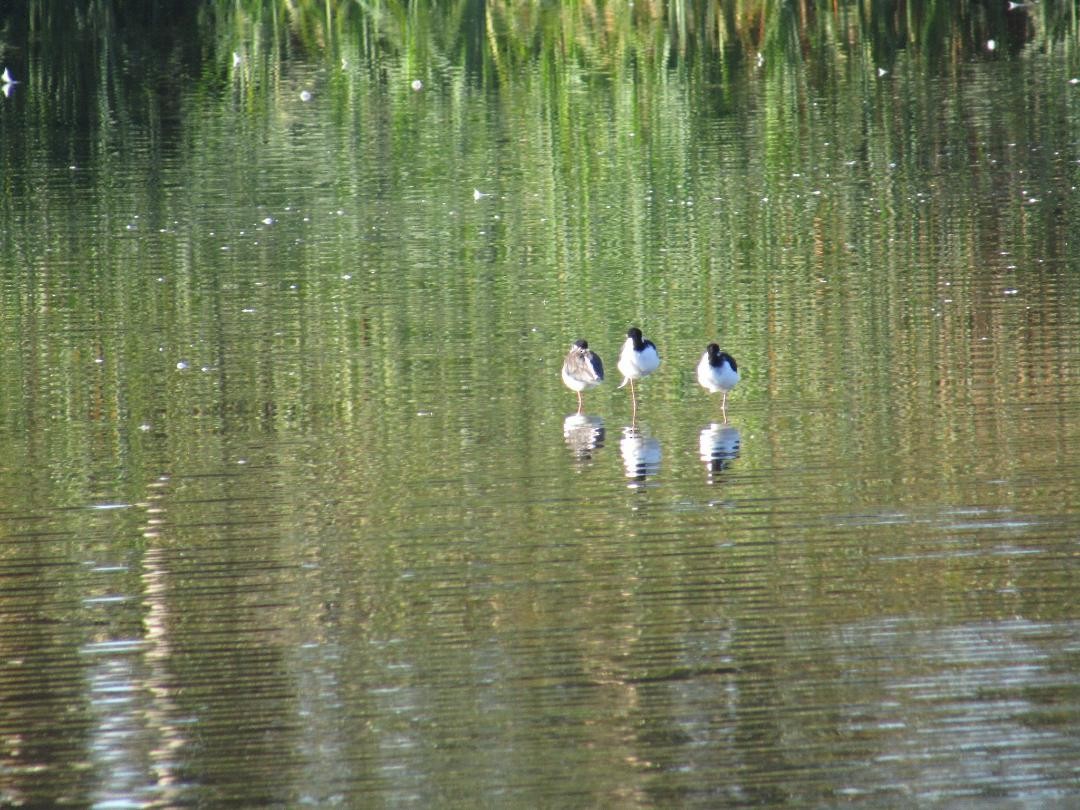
left=2, top=2, right=1080, bottom=807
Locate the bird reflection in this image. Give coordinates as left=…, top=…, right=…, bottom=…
left=563, top=413, right=605, bottom=460
left=620, top=425, right=661, bottom=487
left=699, top=423, right=741, bottom=480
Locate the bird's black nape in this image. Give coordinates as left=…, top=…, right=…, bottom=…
left=706, top=343, right=736, bottom=371
left=627, top=326, right=645, bottom=350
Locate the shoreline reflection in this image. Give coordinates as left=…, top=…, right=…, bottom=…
left=699, top=423, right=741, bottom=480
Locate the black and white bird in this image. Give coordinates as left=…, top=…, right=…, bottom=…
left=561, top=339, right=604, bottom=414
left=696, top=343, right=739, bottom=422
left=1, top=68, right=17, bottom=98
left=617, top=327, right=660, bottom=416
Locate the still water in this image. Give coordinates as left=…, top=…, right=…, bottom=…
left=2, top=3, right=1080, bottom=807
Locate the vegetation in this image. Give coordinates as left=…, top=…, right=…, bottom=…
left=4, top=2, right=1080, bottom=91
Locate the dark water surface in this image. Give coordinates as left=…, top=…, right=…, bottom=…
left=1, top=4, right=1079, bottom=807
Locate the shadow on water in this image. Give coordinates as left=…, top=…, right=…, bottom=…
left=562, top=413, right=605, bottom=461
left=619, top=425, right=661, bottom=489
left=699, top=423, right=742, bottom=482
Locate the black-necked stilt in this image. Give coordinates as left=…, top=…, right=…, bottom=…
left=562, top=339, right=604, bottom=414
left=1, top=68, right=17, bottom=98
left=697, top=343, right=739, bottom=422
left=617, top=326, right=660, bottom=417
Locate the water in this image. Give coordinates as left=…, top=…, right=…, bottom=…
left=1, top=3, right=1079, bottom=807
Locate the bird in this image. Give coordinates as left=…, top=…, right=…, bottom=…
left=561, top=339, right=604, bottom=414
left=1, top=68, right=17, bottom=98
left=617, top=326, right=660, bottom=417
left=696, top=343, right=739, bottom=422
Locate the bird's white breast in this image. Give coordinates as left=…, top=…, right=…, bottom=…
left=697, top=353, right=739, bottom=393
left=618, top=339, right=660, bottom=380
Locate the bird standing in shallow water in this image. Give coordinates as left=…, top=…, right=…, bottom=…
left=696, top=343, right=739, bottom=422
left=1, top=68, right=18, bottom=98
left=561, top=339, right=604, bottom=414
left=617, top=326, right=660, bottom=418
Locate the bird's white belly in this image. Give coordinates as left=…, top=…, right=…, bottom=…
left=618, top=342, right=660, bottom=380
left=697, top=357, right=739, bottom=392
